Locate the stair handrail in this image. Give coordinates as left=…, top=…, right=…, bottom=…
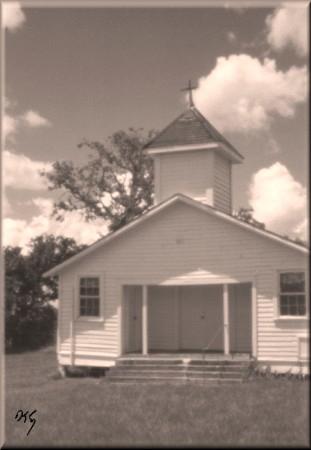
left=201, top=324, right=224, bottom=360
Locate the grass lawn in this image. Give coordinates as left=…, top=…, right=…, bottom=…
left=5, top=347, right=310, bottom=447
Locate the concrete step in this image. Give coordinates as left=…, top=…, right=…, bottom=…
left=108, top=375, right=242, bottom=384
left=108, top=358, right=251, bottom=383
left=108, top=369, right=187, bottom=378
left=114, top=361, right=249, bottom=367
left=108, top=375, right=187, bottom=383
left=188, top=377, right=243, bottom=384
left=108, top=369, right=244, bottom=379
left=116, top=359, right=184, bottom=365
left=187, top=364, right=248, bottom=372
left=116, top=362, right=248, bottom=370
left=117, top=360, right=249, bottom=366
left=189, top=360, right=250, bottom=366
left=187, top=370, right=244, bottom=379
left=114, top=364, right=186, bottom=371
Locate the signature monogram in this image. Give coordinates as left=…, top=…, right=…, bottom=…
left=14, top=409, right=37, bottom=436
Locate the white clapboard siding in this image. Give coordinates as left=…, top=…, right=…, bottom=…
left=214, top=152, right=231, bottom=214
left=154, top=150, right=214, bottom=203
left=58, top=200, right=308, bottom=366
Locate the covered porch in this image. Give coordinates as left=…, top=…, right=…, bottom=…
left=121, top=274, right=256, bottom=358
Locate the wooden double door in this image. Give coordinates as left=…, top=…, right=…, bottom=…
left=147, top=285, right=223, bottom=352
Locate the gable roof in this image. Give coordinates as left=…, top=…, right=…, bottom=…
left=43, top=194, right=308, bottom=277
left=144, top=106, right=244, bottom=162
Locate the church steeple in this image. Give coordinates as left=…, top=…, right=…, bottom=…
left=144, top=92, right=244, bottom=214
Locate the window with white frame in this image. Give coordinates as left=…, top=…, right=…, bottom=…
left=279, top=272, right=306, bottom=316
left=79, top=277, right=100, bottom=317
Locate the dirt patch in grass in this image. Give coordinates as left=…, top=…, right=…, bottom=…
left=5, top=348, right=310, bottom=447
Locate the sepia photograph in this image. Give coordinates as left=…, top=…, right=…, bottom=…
left=1, top=0, right=309, bottom=447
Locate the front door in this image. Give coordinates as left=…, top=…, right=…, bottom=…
left=180, top=285, right=223, bottom=351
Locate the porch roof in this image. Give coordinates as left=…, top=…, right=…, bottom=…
left=158, top=269, right=238, bottom=286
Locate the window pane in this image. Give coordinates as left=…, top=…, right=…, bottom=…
left=80, top=277, right=100, bottom=317
left=80, top=298, right=87, bottom=316
left=80, top=287, right=87, bottom=295
left=289, top=296, right=297, bottom=307
left=88, top=287, right=99, bottom=296
left=80, top=295, right=99, bottom=317
left=280, top=272, right=305, bottom=293
left=88, top=298, right=94, bottom=315
left=297, top=295, right=305, bottom=306
left=280, top=294, right=306, bottom=316
left=92, top=298, right=99, bottom=316
left=280, top=294, right=289, bottom=306
left=289, top=305, right=297, bottom=315
left=80, top=278, right=99, bottom=297
left=87, top=278, right=99, bottom=288
left=90, top=297, right=99, bottom=316
left=298, top=304, right=306, bottom=315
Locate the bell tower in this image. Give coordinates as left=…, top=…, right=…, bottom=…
left=144, top=82, right=244, bottom=214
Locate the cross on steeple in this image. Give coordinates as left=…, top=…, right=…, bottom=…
left=181, top=79, right=197, bottom=108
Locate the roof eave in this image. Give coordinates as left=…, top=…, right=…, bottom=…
left=146, top=141, right=243, bottom=163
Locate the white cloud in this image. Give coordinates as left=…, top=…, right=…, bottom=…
left=3, top=197, right=107, bottom=251
left=266, top=4, right=308, bottom=57
left=294, top=218, right=308, bottom=241
left=3, top=191, right=12, bottom=216
left=2, top=2, right=26, bottom=31
left=3, top=218, right=26, bottom=248
left=3, top=150, right=51, bottom=190
left=193, top=54, right=307, bottom=133
left=3, top=114, right=18, bottom=142
left=22, top=110, right=51, bottom=128
left=3, top=103, right=51, bottom=146
left=248, top=162, right=307, bottom=241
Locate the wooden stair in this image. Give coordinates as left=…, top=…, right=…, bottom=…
left=106, top=357, right=250, bottom=384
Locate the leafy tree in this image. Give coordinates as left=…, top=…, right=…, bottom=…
left=5, top=234, right=86, bottom=352
left=26, top=234, right=87, bottom=301
left=42, top=129, right=155, bottom=232
left=234, top=207, right=265, bottom=230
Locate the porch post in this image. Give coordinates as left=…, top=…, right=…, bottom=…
left=251, top=283, right=257, bottom=358
left=70, top=286, right=76, bottom=366
left=223, top=284, right=230, bottom=355
left=142, top=285, right=148, bottom=355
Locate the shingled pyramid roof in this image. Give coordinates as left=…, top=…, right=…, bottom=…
left=144, top=106, right=243, bottom=161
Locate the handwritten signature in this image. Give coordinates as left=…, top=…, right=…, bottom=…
left=15, top=409, right=37, bottom=436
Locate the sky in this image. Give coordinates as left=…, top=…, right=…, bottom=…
left=2, top=1, right=309, bottom=251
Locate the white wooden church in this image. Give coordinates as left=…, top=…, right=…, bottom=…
left=45, top=89, right=309, bottom=377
